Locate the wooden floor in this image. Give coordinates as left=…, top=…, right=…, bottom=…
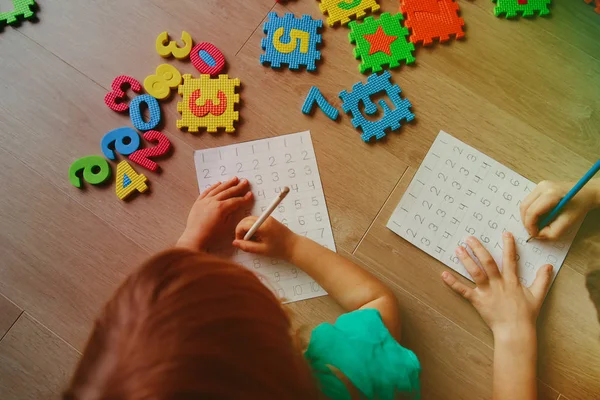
left=1, top=0, right=599, bottom=398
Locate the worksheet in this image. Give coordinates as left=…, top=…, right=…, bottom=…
left=387, top=131, right=580, bottom=287
left=194, top=131, right=336, bottom=303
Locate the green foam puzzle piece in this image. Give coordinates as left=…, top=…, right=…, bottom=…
left=492, top=0, right=551, bottom=18
left=0, top=0, right=36, bottom=26
left=348, top=12, right=415, bottom=75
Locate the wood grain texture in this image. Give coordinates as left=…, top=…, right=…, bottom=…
left=0, top=295, right=21, bottom=341
left=0, top=314, right=80, bottom=400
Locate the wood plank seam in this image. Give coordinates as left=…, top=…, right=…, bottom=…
left=22, top=312, right=82, bottom=356
left=0, top=310, right=24, bottom=343
left=235, top=2, right=278, bottom=57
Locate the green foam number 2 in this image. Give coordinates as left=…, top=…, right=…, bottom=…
left=337, top=0, right=362, bottom=10
left=69, top=155, right=112, bottom=188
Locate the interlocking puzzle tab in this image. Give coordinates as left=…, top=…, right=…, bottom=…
left=348, top=12, right=415, bottom=74
left=401, top=0, right=465, bottom=45
left=260, top=12, right=323, bottom=71
left=0, top=0, right=36, bottom=26
left=318, top=0, right=380, bottom=27
left=492, top=0, right=551, bottom=17
left=302, top=86, right=339, bottom=121
left=339, top=71, right=414, bottom=142
left=583, top=0, right=599, bottom=13
left=176, top=74, right=240, bottom=133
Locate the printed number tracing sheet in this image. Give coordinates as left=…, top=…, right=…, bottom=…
left=387, top=131, right=580, bottom=287
left=194, top=131, right=336, bottom=303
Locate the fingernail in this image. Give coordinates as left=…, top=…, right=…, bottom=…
left=547, top=264, right=553, bottom=272
left=455, top=247, right=464, bottom=255
left=241, top=178, right=247, bottom=184
left=442, top=271, right=449, bottom=278
left=231, top=176, right=238, bottom=182
left=466, top=236, right=475, bottom=245
left=503, top=231, right=512, bottom=239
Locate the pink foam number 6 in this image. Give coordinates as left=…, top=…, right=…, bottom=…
left=190, top=42, right=226, bottom=76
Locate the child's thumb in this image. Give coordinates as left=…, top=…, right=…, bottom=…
left=529, top=264, right=553, bottom=301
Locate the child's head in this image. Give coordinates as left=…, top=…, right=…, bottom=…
left=64, top=249, right=318, bottom=399
left=586, top=239, right=600, bottom=324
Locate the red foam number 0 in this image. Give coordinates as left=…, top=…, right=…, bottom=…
left=128, top=131, right=171, bottom=172
left=190, top=42, right=225, bottom=76
left=104, top=76, right=143, bottom=112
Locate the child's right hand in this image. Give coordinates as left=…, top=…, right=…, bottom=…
left=233, top=216, right=298, bottom=261
left=520, top=179, right=599, bottom=240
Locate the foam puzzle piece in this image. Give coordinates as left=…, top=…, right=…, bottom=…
left=68, top=155, right=112, bottom=188
left=176, top=74, right=240, bottom=133
left=348, top=12, right=415, bottom=74
left=302, top=86, right=339, bottom=120
left=104, top=76, right=143, bottom=112
left=115, top=161, right=149, bottom=200
left=0, top=0, right=36, bottom=26
left=260, top=12, right=323, bottom=71
left=130, top=94, right=162, bottom=131
left=101, top=127, right=141, bottom=160
left=128, top=130, right=172, bottom=172
left=401, top=0, right=465, bottom=45
left=584, top=0, right=600, bottom=13
left=155, top=31, right=193, bottom=59
left=339, top=71, right=414, bottom=142
left=144, top=64, right=182, bottom=100
left=190, top=42, right=226, bottom=76
left=492, top=0, right=551, bottom=17
left=317, top=0, right=380, bottom=26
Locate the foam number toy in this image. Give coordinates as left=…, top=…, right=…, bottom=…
left=0, top=0, right=36, bottom=26
left=128, top=130, right=172, bottom=172
left=104, top=76, right=143, bottom=112
left=190, top=42, right=226, bottom=76
left=302, top=86, right=339, bottom=121
left=260, top=13, right=322, bottom=71
left=130, top=94, right=162, bottom=131
left=177, top=74, right=240, bottom=133
left=401, top=0, right=465, bottom=45
left=115, top=161, right=149, bottom=200
left=155, top=31, right=193, bottom=59
left=317, top=0, right=380, bottom=26
left=492, top=0, right=551, bottom=17
left=69, top=156, right=112, bottom=188
left=144, top=64, right=182, bottom=100
left=101, top=127, right=141, bottom=160
left=339, top=71, right=414, bottom=142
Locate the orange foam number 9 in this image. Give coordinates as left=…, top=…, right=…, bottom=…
left=156, top=31, right=193, bottom=59
left=273, top=27, right=309, bottom=54
left=144, top=64, right=182, bottom=100
left=69, top=156, right=112, bottom=188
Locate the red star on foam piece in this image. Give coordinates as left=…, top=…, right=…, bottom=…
left=363, top=26, right=398, bottom=56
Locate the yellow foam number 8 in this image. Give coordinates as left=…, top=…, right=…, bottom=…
left=156, top=31, right=193, bottom=59
left=69, top=155, right=112, bottom=188
left=144, top=64, right=182, bottom=100
left=273, top=27, right=309, bottom=54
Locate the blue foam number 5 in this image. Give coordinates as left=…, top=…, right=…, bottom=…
left=129, top=94, right=162, bottom=131
left=101, top=127, right=141, bottom=160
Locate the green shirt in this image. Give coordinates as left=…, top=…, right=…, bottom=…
left=304, top=309, right=421, bottom=400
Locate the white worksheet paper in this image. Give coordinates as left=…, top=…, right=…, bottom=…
left=194, top=131, right=336, bottom=303
left=387, top=131, right=580, bottom=287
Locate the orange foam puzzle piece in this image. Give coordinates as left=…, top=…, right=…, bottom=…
left=400, top=0, right=465, bottom=46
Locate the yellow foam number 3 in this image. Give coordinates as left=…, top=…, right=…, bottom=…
left=156, top=31, right=193, bottom=59
left=273, top=27, right=309, bottom=54
left=144, top=64, right=182, bottom=100
left=116, top=160, right=148, bottom=200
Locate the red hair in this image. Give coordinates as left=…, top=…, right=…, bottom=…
left=64, top=249, right=318, bottom=399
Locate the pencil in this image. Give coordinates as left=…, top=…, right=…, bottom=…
left=527, top=160, right=600, bottom=242
left=244, top=186, right=290, bottom=241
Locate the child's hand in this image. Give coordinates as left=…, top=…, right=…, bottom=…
left=177, top=177, right=253, bottom=251
left=520, top=180, right=599, bottom=240
left=441, top=233, right=553, bottom=340
left=233, top=216, right=297, bottom=261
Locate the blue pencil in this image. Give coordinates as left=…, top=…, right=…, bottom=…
left=527, top=159, right=600, bottom=242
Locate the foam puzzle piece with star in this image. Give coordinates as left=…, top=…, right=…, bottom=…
left=492, top=0, right=551, bottom=17
left=318, top=0, right=381, bottom=27
left=348, top=12, right=415, bottom=74
left=339, top=71, right=414, bottom=142
left=583, top=0, right=600, bottom=13
left=401, top=0, right=465, bottom=45
left=260, top=12, right=323, bottom=71
left=177, top=74, right=240, bottom=133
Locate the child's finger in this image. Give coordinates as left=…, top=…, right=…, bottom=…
left=216, top=178, right=249, bottom=200
left=519, top=186, right=543, bottom=225
left=455, top=246, right=488, bottom=285
left=536, top=212, right=573, bottom=241
left=200, top=181, right=222, bottom=199
left=441, top=271, right=474, bottom=301
left=529, top=264, right=553, bottom=302
left=523, top=194, right=561, bottom=237
left=466, top=236, right=500, bottom=280
left=232, top=239, right=266, bottom=255
left=208, top=176, right=239, bottom=197
left=235, top=216, right=259, bottom=239
left=501, top=232, right=518, bottom=282
left=223, top=192, right=253, bottom=213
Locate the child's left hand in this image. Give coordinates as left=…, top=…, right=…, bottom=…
left=177, top=177, right=253, bottom=251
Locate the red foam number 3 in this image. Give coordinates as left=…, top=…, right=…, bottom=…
left=128, top=130, right=171, bottom=172
left=189, top=89, right=227, bottom=117
left=104, top=76, right=143, bottom=112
